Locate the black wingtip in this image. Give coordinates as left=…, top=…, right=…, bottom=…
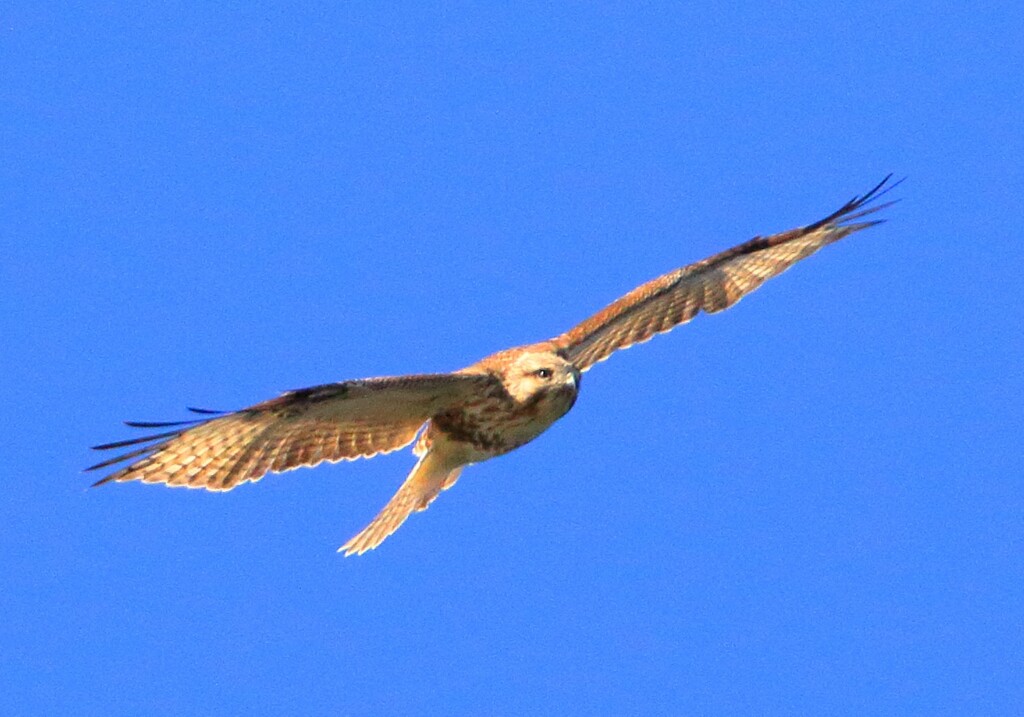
left=187, top=406, right=226, bottom=415
left=123, top=418, right=206, bottom=429
left=91, top=429, right=184, bottom=451
left=809, top=174, right=903, bottom=233
left=85, top=440, right=169, bottom=471
left=859, top=174, right=905, bottom=206
left=87, top=404, right=231, bottom=481
left=117, top=406, right=227, bottom=430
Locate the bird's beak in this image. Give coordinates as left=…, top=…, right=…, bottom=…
left=568, top=367, right=581, bottom=389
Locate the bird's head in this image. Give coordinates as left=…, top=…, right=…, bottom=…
left=502, top=349, right=581, bottom=408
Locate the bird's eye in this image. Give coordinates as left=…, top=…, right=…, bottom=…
left=535, top=368, right=553, bottom=380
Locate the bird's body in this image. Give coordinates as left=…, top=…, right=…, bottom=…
left=443, top=346, right=580, bottom=458
left=89, top=177, right=898, bottom=555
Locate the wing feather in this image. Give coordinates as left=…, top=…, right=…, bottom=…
left=87, top=373, right=497, bottom=491
left=554, top=176, right=900, bottom=370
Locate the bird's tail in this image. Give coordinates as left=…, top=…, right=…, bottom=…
left=339, top=450, right=463, bottom=556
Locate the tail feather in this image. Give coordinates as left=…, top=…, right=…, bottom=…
left=339, top=451, right=462, bottom=556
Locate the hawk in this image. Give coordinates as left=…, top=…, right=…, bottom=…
left=89, top=177, right=898, bottom=555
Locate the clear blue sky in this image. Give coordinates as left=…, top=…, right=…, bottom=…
left=3, top=3, right=1021, bottom=714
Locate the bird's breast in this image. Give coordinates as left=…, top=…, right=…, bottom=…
left=431, top=387, right=576, bottom=460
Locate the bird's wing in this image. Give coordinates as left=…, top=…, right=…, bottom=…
left=552, top=176, right=899, bottom=371
left=87, top=373, right=496, bottom=491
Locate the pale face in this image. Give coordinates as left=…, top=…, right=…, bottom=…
left=503, top=351, right=581, bottom=406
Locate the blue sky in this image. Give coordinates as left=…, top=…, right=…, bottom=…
left=3, top=3, right=1022, bottom=714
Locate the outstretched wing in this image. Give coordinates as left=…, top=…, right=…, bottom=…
left=87, top=373, right=496, bottom=491
left=553, top=176, right=900, bottom=371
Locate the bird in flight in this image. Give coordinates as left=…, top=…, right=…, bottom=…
left=89, top=176, right=898, bottom=555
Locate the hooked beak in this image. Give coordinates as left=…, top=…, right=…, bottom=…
left=568, top=366, right=581, bottom=389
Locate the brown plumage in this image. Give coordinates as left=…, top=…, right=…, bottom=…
left=89, top=176, right=898, bottom=555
